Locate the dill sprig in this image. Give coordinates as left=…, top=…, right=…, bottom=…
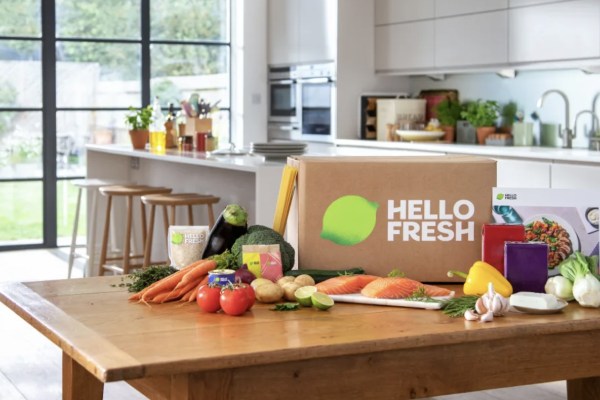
left=440, top=295, right=480, bottom=317
left=110, top=265, right=177, bottom=292
left=405, top=286, right=444, bottom=303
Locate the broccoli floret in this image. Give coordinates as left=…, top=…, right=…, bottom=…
left=231, top=225, right=296, bottom=272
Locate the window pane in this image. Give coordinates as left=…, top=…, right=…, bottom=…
left=0, top=181, right=43, bottom=245
left=151, top=0, right=229, bottom=42
left=0, top=0, right=41, bottom=37
left=212, top=110, right=230, bottom=149
left=56, top=0, right=140, bottom=40
left=0, top=112, right=42, bottom=180
left=0, top=40, right=42, bottom=108
left=56, top=41, right=141, bottom=108
left=56, top=111, right=129, bottom=177
left=57, top=180, right=86, bottom=246
left=151, top=44, right=229, bottom=109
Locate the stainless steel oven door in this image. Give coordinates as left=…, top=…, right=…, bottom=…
left=268, top=79, right=300, bottom=124
left=268, top=123, right=301, bottom=141
left=298, top=77, right=336, bottom=142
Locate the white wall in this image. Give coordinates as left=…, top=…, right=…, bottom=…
left=231, top=0, right=269, bottom=148
left=410, top=69, right=600, bottom=148
left=336, top=0, right=410, bottom=140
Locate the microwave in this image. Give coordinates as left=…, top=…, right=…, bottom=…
left=268, top=63, right=335, bottom=143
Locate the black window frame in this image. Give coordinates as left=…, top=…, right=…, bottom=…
left=0, top=0, right=232, bottom=251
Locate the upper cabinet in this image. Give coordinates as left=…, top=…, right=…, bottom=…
left=374, top=0, right=435, bottom=25
left=268, top=0, right=337, bottom=66
left=509, top=0, right=600, bottom=63
left=268, top=0, right=300, bottom=66
left=436, top=11, right=508, bottom=67
left=375, top=21, right=435, bottom=70
left=435, top=0, right=507, bottom=18
left=299, top=0, right=337, bottom=64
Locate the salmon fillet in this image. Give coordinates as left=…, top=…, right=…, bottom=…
left=361, top=277, right=452, bottom=299
left=315, top=275, right=380, bottom=295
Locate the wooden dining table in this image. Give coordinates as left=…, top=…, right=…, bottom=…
left=1, top=275, right=600, bottom=400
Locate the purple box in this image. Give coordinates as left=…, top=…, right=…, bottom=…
left=504, top=242, right=549, bottom=293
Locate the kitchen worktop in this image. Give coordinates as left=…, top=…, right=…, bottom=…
left=336, top=139, right=600, bottom=165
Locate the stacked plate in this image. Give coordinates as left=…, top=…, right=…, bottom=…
left=250, top=142, right=307, bottom=158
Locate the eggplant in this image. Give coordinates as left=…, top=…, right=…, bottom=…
left=202, top=205, right=248, bottom=259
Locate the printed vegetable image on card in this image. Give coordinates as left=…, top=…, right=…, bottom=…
left=493, top=188, right=600, bottom=275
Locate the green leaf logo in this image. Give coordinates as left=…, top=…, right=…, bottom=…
left=496, top=193, right=504, bottom=200
left=171, top=232, right=183, bottom=244
left=321, top=195, right=378, bottom=246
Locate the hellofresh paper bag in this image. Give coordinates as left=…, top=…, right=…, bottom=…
left=242, top=245, right=283, bottom=282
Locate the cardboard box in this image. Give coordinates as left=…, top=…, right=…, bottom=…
left=288, top=155, right=497, bottom=282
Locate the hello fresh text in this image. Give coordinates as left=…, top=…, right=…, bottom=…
left=387, top=200, right=475, bottom=242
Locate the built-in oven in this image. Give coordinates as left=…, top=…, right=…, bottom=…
left=268, top=63, right=335, bottom=142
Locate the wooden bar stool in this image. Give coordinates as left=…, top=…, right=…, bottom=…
left=140, top=193, right=220, bottom=269
left=98, top=185, right=173, bottom=275
left=67, top=179, right=130, bottom=279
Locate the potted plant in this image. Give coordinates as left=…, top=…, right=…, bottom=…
left=432, top=99, right=462, bottom=142
left=460, top=100, right=499, bottom=145
left=499, top=101, right=518, bottom=135
left=125, top=106, right=153, bottom=149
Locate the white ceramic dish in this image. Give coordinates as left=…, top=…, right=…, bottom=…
left=396, top=130, right=445, bottom=141
left=511, top=298, right=569, bottom=314
left=328, top=292, right=455, bottom=310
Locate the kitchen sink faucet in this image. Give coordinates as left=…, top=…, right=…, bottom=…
left=537, top=90, right=572, bottom=148
left=574, top=110, right=600, bottom=139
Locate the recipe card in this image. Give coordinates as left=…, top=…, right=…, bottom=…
left=493, top=188, right=600, bottom=275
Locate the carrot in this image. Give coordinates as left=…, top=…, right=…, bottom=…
left=160, top=278, right=202, bottom=303
left=141, top=269, right=188, bottom=302
left=181, top=288, right=195, bottom=303
left=128, top=278, right=163, bottom=301
left=188, top=278, right=206, bottom=302
left=179, top=260, right=217, bottom=288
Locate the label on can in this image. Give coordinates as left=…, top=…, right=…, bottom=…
left=208, top=269, right=236, bottom=286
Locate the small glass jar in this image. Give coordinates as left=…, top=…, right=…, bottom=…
left=178, top=135, right=193, bottom=152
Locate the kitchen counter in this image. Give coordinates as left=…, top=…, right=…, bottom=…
left=336, top=139, right=600, bottom=165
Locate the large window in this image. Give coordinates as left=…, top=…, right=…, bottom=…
left=0, top=0, right=231, bottom=249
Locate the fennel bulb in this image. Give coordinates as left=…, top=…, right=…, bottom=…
left=573, top=274, right=600, bottom=308
left=545, top=276, right=573, bottom=301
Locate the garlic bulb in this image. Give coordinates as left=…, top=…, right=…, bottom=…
left=480, top=311, right=494, bottom=323
left=464, top=309, right=479, bottom=321
left=479, top=282, right=510, bottom=316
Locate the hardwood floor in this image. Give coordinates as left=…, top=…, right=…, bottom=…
left=0, top=249, right=568, bottom=400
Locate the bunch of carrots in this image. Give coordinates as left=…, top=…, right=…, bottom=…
left=127, top=259, right=216, bottom=305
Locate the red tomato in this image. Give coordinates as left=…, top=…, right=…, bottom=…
left=238, top=283, right=255, bottom=310
left=196, top=285, right=222, bottom=313
left=220, top=286, right=250, bottom=316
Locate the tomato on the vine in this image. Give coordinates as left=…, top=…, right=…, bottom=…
left=220, top=286, right=250, bottom=316
left=196, top=284, right=222, bottom=313
left=238, top=283, right=255, bottom=311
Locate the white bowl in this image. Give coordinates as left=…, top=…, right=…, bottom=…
left=396, top=130, right=445, bottom=141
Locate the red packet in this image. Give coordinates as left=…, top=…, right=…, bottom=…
left=242, top=244, right=283, bottom=282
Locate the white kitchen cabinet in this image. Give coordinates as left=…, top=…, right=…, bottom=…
left=435, top=0, right=507, bottom=18
left=509, top=0, right=568, bottom=7
left=299, top=0, right=337, bottom=64
left=551, top=164, right=600, bottom=189
left=375, top=21, right=435, bottom=71
left=495, top=159, right=551, bottom=188
left=374, top=0, right=435, bottom=25
left=435, top=11, right=508, bottom=67
left=509, top=0, right=600, bottom=63
left=268, top=0, right=300, bottom=65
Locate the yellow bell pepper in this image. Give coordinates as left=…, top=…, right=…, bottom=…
left=448, top=261, right=513, bottom=297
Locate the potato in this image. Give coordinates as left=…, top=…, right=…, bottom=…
left=282, top=282, right=302, bottom=301
left=255, top=283, right=284, bottom=303
left=251, top=278, right=273, bottom=290
left=277, top=276, right=296, bottom=287
left=294, top=274, right=315, bottom=287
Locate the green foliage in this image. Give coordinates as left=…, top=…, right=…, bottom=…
left=0, top=0, right=40, bottom=37
left=460, top=100, right=500, bottom=128
left=152, top=79, right=182, bottom=108
left=125, top=106, right=153, bottom=131
left=501, top=101, right=518, bottom=127
left=432, top=99, right=463, bottom=127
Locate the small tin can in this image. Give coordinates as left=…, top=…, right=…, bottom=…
left=208, top=269, right=236, bottom=286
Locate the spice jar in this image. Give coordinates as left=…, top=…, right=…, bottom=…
left=196, top=132, right=209, bottom=152
left=178, top=135, right=193, bottom=152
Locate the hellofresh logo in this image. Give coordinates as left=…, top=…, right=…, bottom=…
left=321, top=195, right=379, bottom=246
left=497, top=193, right=504, bottom=200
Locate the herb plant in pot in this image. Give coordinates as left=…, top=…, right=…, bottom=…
left=460, top=100, right=499, bottom=145
left=125, top=106, right=153, bottom=150
left=432, top=99, right=462, bottom=142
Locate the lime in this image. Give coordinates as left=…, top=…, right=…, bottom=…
left=311, top=292, right=334, bottom=311
left=295, top=286, right=318, bottom=307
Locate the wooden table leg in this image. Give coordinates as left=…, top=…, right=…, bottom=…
left=170, top=371, right=232, bottom=400
left=568, top=377, right=600, bottom=400
left=62, top=352, right=103, bottom=400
